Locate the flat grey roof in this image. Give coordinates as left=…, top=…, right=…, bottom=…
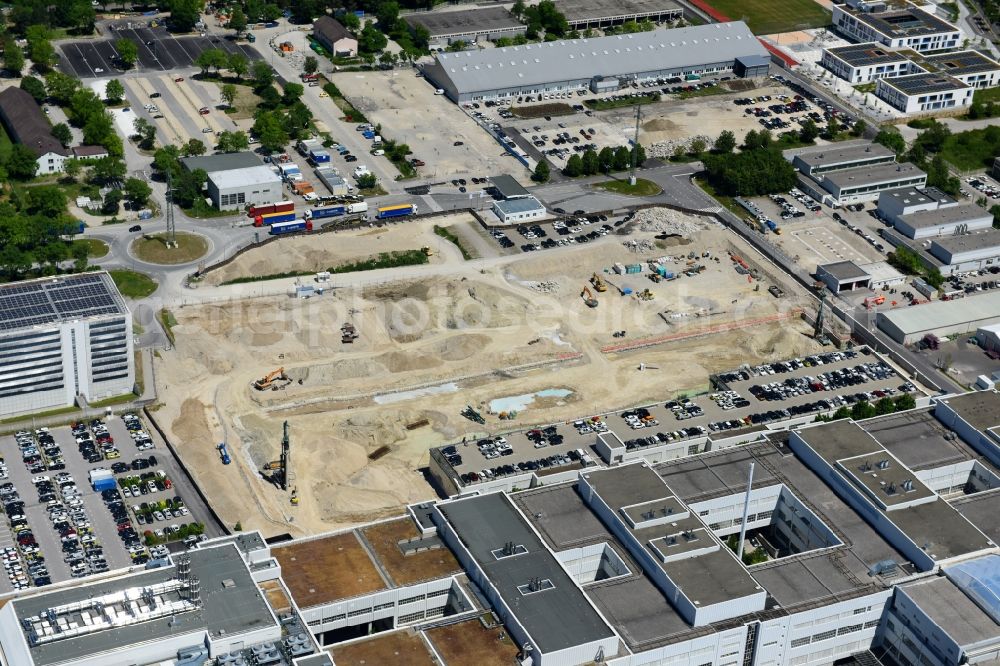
left=900, top=576, right=999, bottom=645
left=938, top=391, right=1000, bottom=432
left=586, top=576, right=695, bottom=650
left=825, top=42, right=910, bottom=67
left=554, top=0, right=683, bottom=23
left=426, top=22, right=767, bottom=94
left=209, top=165, right=281, bottom=189
left=880, top=186, right=935, bottom=207
left=437, top=493, right=614, bottom=653
left=180, top=151, right=262, bottom=173
left=897, top=203, right=992, bottom=229
left=932, top=229, right=1000, bottom=255
left=512, top=484, right=613, bottom=550
left=862, top=409, right=979, bottom=470
left=661, top=549, right=762, bottom=607
left=403, top=7, right=523, bottom=37
left=881, top=72, right=969, bottom=96
left=491, top=174, right=531, bottom=199
left=953, top=494, right=1000, bottom=545
left=751, top=554, right=877, bottom=608
left=656, top=447, right=778, bottom=503
left=792, top=141, right=895, bottom=169
left=0, top=272, right=128, bottom=333
left=17, top=544, right=277, bottom=666
left=879, top=290, right=1000, bottom=335
left=820, top=260, right=870, bottom=282
left=825, top=162, right=925, bottom=190
left=495, top=197, right=545, bottom=214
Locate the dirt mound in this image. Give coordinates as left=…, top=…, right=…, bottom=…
left=381, top=350, right=442, bottom=373
left=643, top=118, right=679, bottom=132
left=433, top=333, right=490, bottom=361
left=293, top=358, right=389, bottom=384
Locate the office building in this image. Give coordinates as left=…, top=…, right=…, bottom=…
left=832, top=3, right=961, bottom=52
left=821, top=43, right=914, bottom=83
left=422, top=22, right=770, bottom=102
left=791, top=142, right=926, bottom=205
left=0, top=87, right=69, bottom=175
left=876, top=71, right=973, bottom=114
left=0, top=272, right=134, bottom=418
left=917, top=50, right=1000, bottom=89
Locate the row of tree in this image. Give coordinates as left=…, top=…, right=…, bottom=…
left=560, top=144, right=647, bottom=178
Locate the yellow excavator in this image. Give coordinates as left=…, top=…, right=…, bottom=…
left=290, top=487, right=299, bottom=505
left=638, top=289, right=655, bottom=301
left=581, top=285, right=598, bottom=308
left=254, top=367, right=287, bottom=391
left=590, top=272, right=608, bottom=292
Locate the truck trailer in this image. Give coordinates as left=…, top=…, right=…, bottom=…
left=247, top=201, right=294, bottom=218
left=376, top=203, right=417, bottom=219
left=305, top=205, right=345, bottom=220
left=254, top=211, right=297, bottom=227
left=269, top=219, right=313, bottom=235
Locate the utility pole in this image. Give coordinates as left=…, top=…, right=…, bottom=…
left=165, top=168, right=177, bottom=248
left=629, top=104, right=641, bottom=186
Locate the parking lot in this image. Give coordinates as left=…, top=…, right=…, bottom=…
left=0, top=412, right=215, bottom=591
left=488, top=212, right=625, bottom=254
left=439, top=348, right=918, bottom=487
left=58, top=24, right=260, bottom=78
left=121, top=73, right=236, bottom=147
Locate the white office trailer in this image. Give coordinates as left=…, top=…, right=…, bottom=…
left=422, top=21, right=771, bottom=102
left=0, top=273, right=134, bottom=418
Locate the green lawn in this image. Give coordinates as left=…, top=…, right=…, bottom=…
left=704, top=0, right=831, bottom=34
left=939, top=127, right=1000, bottom=171
left=593, top=178, right=663, bottom=196
left=131, top=232, right=208, bottom=265
left=73, top=238, right=109, bottom=258
left=973, top=87, right=1000, bottom=105
left=109, top=270, right=158, bottom=298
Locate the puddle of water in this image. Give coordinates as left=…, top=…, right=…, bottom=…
left=374, top=382, right=459, bottom=405
left=489, top=388, right=573, bottom=413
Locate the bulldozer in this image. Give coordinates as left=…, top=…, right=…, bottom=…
left=254, top=367, right=288, bottom=391
left=590, top=272, right=608, bottom=292
left=581, top=285, right=598, bottom=308
left=638, top=289, right=655, bottom=301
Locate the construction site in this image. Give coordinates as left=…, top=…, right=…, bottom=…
left=154, top=207, right=823, bottom=536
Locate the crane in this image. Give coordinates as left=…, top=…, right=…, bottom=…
left=581, top=286, right=598, bottom=308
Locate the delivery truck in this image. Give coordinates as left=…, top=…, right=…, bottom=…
left=269, top=219, right=313, bottom=235
left=254, top=211, right=296, bottom=227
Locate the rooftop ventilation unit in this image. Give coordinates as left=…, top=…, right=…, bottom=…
left=877, top=459, right=890, bottom=470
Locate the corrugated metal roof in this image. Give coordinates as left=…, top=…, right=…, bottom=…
left=878, top=290, right=1000, bottom=334
left=428, top=21, right=767, bottom=93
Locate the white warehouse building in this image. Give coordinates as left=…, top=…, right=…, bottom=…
left=422, top=21, right=771, bottom=102
left=0, top=273, right=134, bottom=418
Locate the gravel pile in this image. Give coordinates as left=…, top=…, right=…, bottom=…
left=527, top=280, right=560, bottom=293
left=634, top=207, right=710, bottom=236
left=647, top=135, right=712, bottom=159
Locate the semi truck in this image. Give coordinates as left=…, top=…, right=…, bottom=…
left=254, top=211, right=297, bottom=227
left=269, top=219, right=313, bottom=235
left=304, top=202, right=368, bottom=220
left=247, top=201, right=294, bottom=218
left=376, top=203, right=417, bottom=219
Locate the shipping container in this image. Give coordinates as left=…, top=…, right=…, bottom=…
left=269, top=219, right=313, bottom=235
left=247, top=201, right=293, bottom=218
left=92, top=477, right=116, bottom=492
left=254, top=211, right=296, bottom=227
left=625, top=264, right=643, bottom=274
left=376, top=203, right=417, bottom=219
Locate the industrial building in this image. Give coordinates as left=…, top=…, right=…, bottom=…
left=860, top=260, right=907, bottom=289
left=791, top=142, right=926, bottom=205
left=976, top=322, right=1000, bottom=352
left=816, top=260, right=874, bottom=293
left=791, top=141, right=897, bottom=178
left=180, top=152, right=282, bottom=210
left=820, top=43, right=914, bottom=84
left=892, top=203, right=995, bottom=240
left=928, top=228, right=1000, bottom=273
left=554, top=0, right=684, bottom=30
left=314, top=166, right=350, bottom=197
left=877, top=289, right=1000, bottom=343
left=421, top=21, right=770, bottom=102
left=403, top=7, right=525, bottom=48
left=877, top=185, right=957, bottom=229
left=0, top=86, right=69, bottom=175
left=490, top=174, right=531, bottom=200
left=312, top=16, right=357, bottom=57
left=875, top=71, right=973, bottom=114
left=0, top=272, right=134, bottom=418
left=831, top=3, right=961, bottom=52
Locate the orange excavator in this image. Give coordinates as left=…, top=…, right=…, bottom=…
left=254, top=367, right=288, bottom=391
left=581, top=286, right=598, bottom=308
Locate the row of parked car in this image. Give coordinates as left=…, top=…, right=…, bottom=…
left=43, top=473, right=107, bottom=579
left=1, top=479, right=50, bottom=589
left=15, top=428, right=66, bottom=474
left=708, top=391, right=751, bottom=411
left=458, top=448, right=594, bottom=485
left=622, top=426, right=708, bottom=451
left=100, top=486, right=150, bottom=566
left=748, top=361, right=896, bottom=402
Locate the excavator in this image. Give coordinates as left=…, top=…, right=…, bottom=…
left=638, top=289, right=655, bottom=301
left=581, top=285, right=598, bottom=308
left=590, top=272, right=608, bottom=292
left=290, top=487, right=300, bottom=506
left=254, top=367, right=288, bottom=391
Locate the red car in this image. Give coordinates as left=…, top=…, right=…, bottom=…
left=174, top=77, right=184, bottom=82
left=199, top=107, right=210, bottom=115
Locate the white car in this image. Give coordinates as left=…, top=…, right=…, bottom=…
left=434, top=89, right=445, bottom=95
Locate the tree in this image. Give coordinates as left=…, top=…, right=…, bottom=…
left=823, top=115, right=841, bottom=140
left=874, top=128, right=906, bottom=155
left=376, top=1, right=400, bottom=32
left=612, top=146, right=631, bottom=171
left=874, top=396, right=895, bottom=416
left=52, top=123, right=72, bottom=147
left=714, top=130, right=736, bottom=154
left=851, top=400, right=876, bottom=420
left=26, top=27, right=56, bottom=71
left=63, top=158, right=82, bottom=182
left=168, top=0, right=201, bottom=33
left=228, top=52, right=249, bottom=80
left=511, top=0, right=526, bottom=18
left=411, top=24, right=431, bottom=51
left=252, top=60, right=274, bottom=90
left=261, top=4, right=282, bottom=22
left=228, top=7, right=247, bottom=35
left=90, top=156, right=126, bottom=186
left=172, top=168, right=207, bottom=208
left=688, top=137, right=707, bottom=156
left=115, top=39, right=138, bottom=69
left=799, top=118, right=819, bottom=144
left=532, top=160, right=550, bottom=183
left=196, top=48, right=227, bottom=74
left=124, top=178, right=152, bottom=208
left=8, top=145, right=39, bottom=180
left=563, top=153, right=583, bottom=177
left=598, top=146, right=615, bottom=172
left=20, top=75, right=47, bottom=102
left=105, top=78, right=125, bottom=104
left=102, top=188, right=123, bottom=215
left=216, top=130, right=249, bottom=153
left=359, top=23, right=388, bottom=54
left=282, top=82, right=304, bottom=106
left=252, top=111, right=289, bottom=152
left=257, top=84, right=281, bottom=109
left=304, top=55, right=318, bottom=75
left=357, top=172, right=377, bottom=189
left=851, top=119, right=867, bottom=137
left=702, top=146, right=796, bottom=196
left=342, top=12, right=361, bottom=31
left=45, top=71, right=81, bottom=105
left=3, top=38, right=24, bottom=76
left=581, top=149, right=599, bottom=175
left=152, top=145, right=182, bottom=178
left=27, top=186, right=66, bottom=218
left=893, top=393, right=916, bottom=411
left=184, top=138, right=206, bottom=156
left=220, top=83, right=237, bottom=108
left=284, top=102, right=313, bottom=138
left=133, top=116, right=156, bottom=150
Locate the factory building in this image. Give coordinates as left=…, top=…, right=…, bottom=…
left=0, top=273, right=134, bottom=418
left=403, top=7, right=525, bottom=48
left=892, top=203, right=995, bottom=240
left=876, top=71, right=973, bottom=114
left=816, top=261, right=874, bottom=293
left=180, top=152, right=282, bottom=210
left=422, top=21, right=770, bottom=102
left=928, top=228, right=1000, bottom=273
left=832, top=3, right=961, bottom=52
left=821, top=43, right=915, bottom=83
left=554, top=0, right=684, bottom=30
left=877, top=290, right=1000, bottom=343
